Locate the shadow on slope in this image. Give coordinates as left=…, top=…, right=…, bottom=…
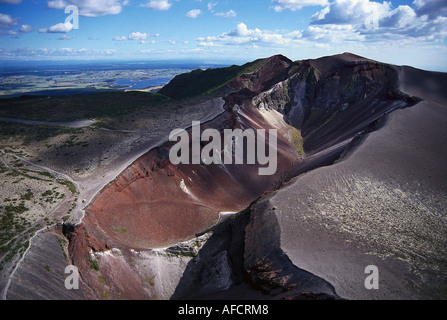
left=171, top=196, right=340, bottom=300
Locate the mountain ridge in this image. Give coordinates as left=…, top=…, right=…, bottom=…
left=64, top=53, right=426, bottom=299
left=4, top=53, right=446, bottom=300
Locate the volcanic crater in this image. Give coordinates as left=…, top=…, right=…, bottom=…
left=5, top=52, right=446, bottom=300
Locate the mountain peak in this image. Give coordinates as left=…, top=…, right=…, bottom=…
left=268, top=54, right=293, bottom=64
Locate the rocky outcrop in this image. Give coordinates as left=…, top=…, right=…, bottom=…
left=171, top=200, right=339, bottom=300
left=229, top=54, right=293, bottom=93
left=251, top=53, right=420, bottom=153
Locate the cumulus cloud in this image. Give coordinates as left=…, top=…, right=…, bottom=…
left=113, top=32, right=150, bottom=41
left=413, top=0, right=447, bottom=18
left=311, top=0, right=391, bottom=25
left=47, top=0, right=67, bottom=9
left=197, top=22, right=299, bottom=47
left=195, top=14, right=445, bottom=55
left=19, top=24, right=34, bottom=33
left=0, top=13, right=18, bottom=29
left=310, top=0, right=447, bottom=41
left=39, top=22, right=74, bottom=33
left=186, top=9, right=202, bottom=18
left=380, top=5, right=417, bottom=29
left=141, top=0, right=172, bottom=10
left=47, top=0, right=126, bottom=17
left=272, top=0, right=329, bottom=12
left=0, top=29, right=17, bottom=38
left=227, top=23, right=250, bottom=36
left=301, top=24, right=364, bottom=42
left=128, top=31, right=148, bottom=40
left=215, top=10, right=237, bottom=18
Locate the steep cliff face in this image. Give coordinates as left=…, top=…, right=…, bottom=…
left=252, top=53, right=419, bottom=153
left=67, top=53, right=421, bottom=299
left=229, top=54, right=293, bottom=93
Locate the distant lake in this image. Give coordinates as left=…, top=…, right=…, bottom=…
left=111, top=77, right=172, bottom=90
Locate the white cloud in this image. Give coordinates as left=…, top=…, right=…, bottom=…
left=199, top=41, right=217, bottom=46
left=57, top=34, right=73, bottom=40
left=113, top=32, right=150, bottom=41
left=227, top=22, right=250, bottom=36
left=0, top=29, right=18, bottom=38
left=413, top=0, right=447, bottom=18
left=47, top=0, right=125, bottom=17
left=141, top=0, right=172, bottom=10
left=196, top=11, right=446, bottom=57
left=310, top=0, right=447, bottom=41
left=273, top=0, right=329, bottom=12
left=47, top=0, right=67, bottom=9
left=39, top=22, right=74, bottom=33
left=198, top=23, right=300, bottom=47
left=301, top=24, right=364, bottom=42
left=186, top=9, right=202, bottom=18
left=207, top=1, right=218, bottom=11
left=380, top=5, right=417, bottom=29
left=215, top=10, right=237, bottom=18
left=128, top=31, right=148, bottom=40
left=311, top=0, right=391, bottom=25
left=19, top=24, right=34, bottom=33
left=0, top=13, right=18, bottom=29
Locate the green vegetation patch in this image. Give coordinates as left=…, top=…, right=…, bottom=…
left=20, top=189, right=34, bottom=201
left=159, top=58, right=267, bottom=100
left=90, top=259, right=99, bottom=271
left=57, top=179, right=76, bottom=195
left=0, top=121, right=83, bottom=142
left=0, top=201, right=34, bottom=265
left=290, top=126, right=305, bottom=156
left=0, top=91, right=171, bottom=122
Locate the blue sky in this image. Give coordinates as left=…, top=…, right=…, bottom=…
left=0, top=0, right=446, bottom=70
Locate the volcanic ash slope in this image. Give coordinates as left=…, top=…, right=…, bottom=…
left=250, top=63, right=447, bottom=300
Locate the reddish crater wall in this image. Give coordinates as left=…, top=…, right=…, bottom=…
left=78, top=110, right=298, bottom=252
left=71, top=55, right=297, bottom=252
